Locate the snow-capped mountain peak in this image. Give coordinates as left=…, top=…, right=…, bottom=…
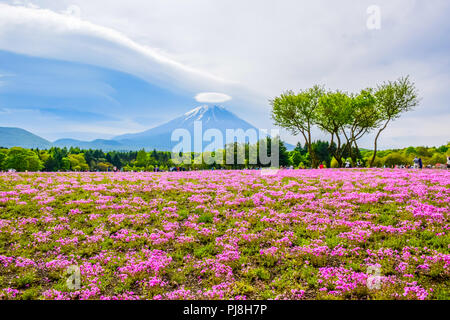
left=183, top=105, right=224, bottom=122
left=112, top=105, right=259, bottom=150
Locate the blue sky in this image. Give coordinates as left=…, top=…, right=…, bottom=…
left=0, top=50, right=196, bottom=140
left=0, top=0, right=449, bottom=148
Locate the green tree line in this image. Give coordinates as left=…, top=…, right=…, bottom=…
left=1, top=140, right=448, bottom=172
left=287, top=141, right=449, bottom=168
left=0, top=137, right=291, bottom=172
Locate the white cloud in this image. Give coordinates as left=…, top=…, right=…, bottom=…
left=0, top=3, right=233, bottom=93
left=61, top=5, right=82, bottom=18
left=0, top=73, right=14, bottom=87
left=195, top=92, right=232, bottom=103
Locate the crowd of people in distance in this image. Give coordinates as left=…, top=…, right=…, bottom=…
left=85, top=156, right=450, bottom=172
left=12, top=155, right=448, bottom=173
left=382, top=156, right=450, bottom=170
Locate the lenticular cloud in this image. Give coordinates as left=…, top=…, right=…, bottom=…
left=195, top=92, right=232, bottom=103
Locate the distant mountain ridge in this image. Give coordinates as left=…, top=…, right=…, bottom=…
left=1, top=105, right=294, bottom=151
left=0, top=127, right=52, bottom=149
left=53, top=138, right=124, bottom=150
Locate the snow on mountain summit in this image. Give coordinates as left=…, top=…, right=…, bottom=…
left=183, top=105, right=225, bottom=122
left=112, top=105, right=259, bottom=150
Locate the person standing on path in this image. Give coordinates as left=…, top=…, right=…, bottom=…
left=413, top=157, right=419, bottom=169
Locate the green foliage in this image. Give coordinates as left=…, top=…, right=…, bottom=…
left=358, top=142, right=449, bottom=168
left=0, top=148, right=7, bottom=170
left=66, top=153, right=89, bottom=171
left=193, top=242, right=217, bottom=258
left=270, top=77, right=420, bottom=168
left=289, top=150, right=304, bottom=167
left=384, top=152, right=407, bottom=167
left=198, top=212, right=214, bottom=224
left=253, top=267, right=271, bottom=281
left=270, top=86, right=325, bottom=167
left=222, top=136, right=290, bottom=169
left=369, top=76, right=419, bottom=166
left=330, top=157, right=339, bottom=168
left=21, top=287, right=40, bottom=300
left=3, top=147, right=43, bottom=171
left=14, top=271, right=38, bottom=289
left=312, top=140, right=333, bottom=168
left=136, top=149, right=149, bottom=167
left=429, top=153, right=446, bottom=165
left=374, top=76, right=418, bottom=121
left=96, top=162, right=113, bottom=172
left=1, top=139, right=447, bottom=172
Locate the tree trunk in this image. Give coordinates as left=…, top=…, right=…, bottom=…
left=370, top=135, right=380, bottom=167
left=347, top=143, right=355, bottom=167
left=353, top=140, right=360, bottom=166
left=336, top=134, right=343, bottom=168
left=307, top=143, right=317, bottom=168
left=341, top=130, right=354, bottom=166
left=370, top=120, right=390, bottom=167
left=299, top=130, right=316, bottom=168
left=307, top=131, right=319, bottom=168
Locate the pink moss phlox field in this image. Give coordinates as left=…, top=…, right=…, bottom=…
left=0, top=169, right=449, bottom=300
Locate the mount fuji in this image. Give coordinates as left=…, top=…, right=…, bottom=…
left=112, top=105, right=261, bottom=151
left=6, top=105, right=293, bottom=151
